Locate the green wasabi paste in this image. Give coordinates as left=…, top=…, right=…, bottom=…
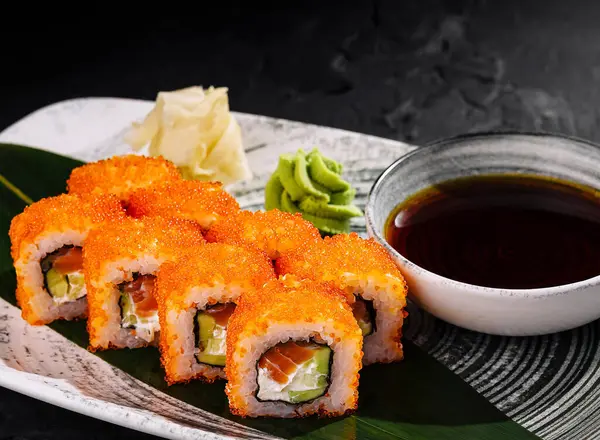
left=264, top=148, right=362, bottom=235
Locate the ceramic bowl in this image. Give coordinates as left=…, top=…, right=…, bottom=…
left=365, top=132, right=600, bottom=336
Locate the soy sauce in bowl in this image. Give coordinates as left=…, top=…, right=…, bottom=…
left=385, top=174, right=600, bottom=289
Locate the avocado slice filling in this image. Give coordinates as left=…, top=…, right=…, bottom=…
left=256, top=340, right=332, bottom=404
left=118, top=273, right=159, bottom=342
left=351, top=297, right=376, bottom=337
left=41, top=245, right=86, bottom=305
left=194, top=303, right=236, bottom=367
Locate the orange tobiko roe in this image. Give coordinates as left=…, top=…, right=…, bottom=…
left=66, top=154, right=182, bottom=202
left=205, top=209, right=321, bottom=261
left=9, top=192, right=125, bottom=264
left=127, top=179, right=240, bottom=230
left=276, top=232, right=406, bottom=287
left=8, top=193, right=126, bottom=325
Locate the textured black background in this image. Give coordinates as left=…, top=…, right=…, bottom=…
left=1, top=0, right=598, bottom=438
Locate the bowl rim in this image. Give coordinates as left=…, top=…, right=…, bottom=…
left=365, top=130, right=600, bottom=297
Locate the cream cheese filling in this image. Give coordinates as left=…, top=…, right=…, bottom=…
left=256, top=357, right=326, bottom=403
left=202, top=325, right=227, bottom=356
left=120, top=294, right=159, bottom=343
left=51, top=271, right=87, bottom=305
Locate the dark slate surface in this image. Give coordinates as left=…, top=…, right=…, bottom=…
left=0, top=1, right=598, bottom=438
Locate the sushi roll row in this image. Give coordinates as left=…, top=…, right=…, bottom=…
left=205, top=210, right=408, bottom=365
left=155, top=248, right=361, bottom=418
left=9, top=155, right=233, bottom=338
left=9, top=153, right=408, bottom=419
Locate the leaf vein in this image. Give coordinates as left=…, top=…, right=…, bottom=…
left=355, top=416, right=410, bottom=439
left=0, top=172, right=34, bottom=205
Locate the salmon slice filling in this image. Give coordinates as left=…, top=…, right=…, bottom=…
left=41, top=245, right=86, bottom=305
left=351, top=297, right=376, bottom=336
left=256, top=340, right=332, bottom=404
left=119, top=273, right=159, bottom=342
left=194, top=302, right=237, bottom=367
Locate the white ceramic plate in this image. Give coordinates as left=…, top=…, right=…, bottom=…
left=4, top=99, right=600, bottom=440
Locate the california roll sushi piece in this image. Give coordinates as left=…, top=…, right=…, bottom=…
left=84, top=216, right=205, bottom=350
left=205, top=209, right=321, bottom=261
left=156, top=243, right=275, bottom=384
left=277, top=232, right=408, bottom=365
left=127, top=180, right=240, bottom=231
left=8, top=193, right=125, bottom=325
left=66, top=154, right=181, bottom=203
left=225, top=275, right=362, bottom=418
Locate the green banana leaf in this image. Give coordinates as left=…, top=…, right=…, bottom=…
left=0, top=143, right=540, bottom=440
